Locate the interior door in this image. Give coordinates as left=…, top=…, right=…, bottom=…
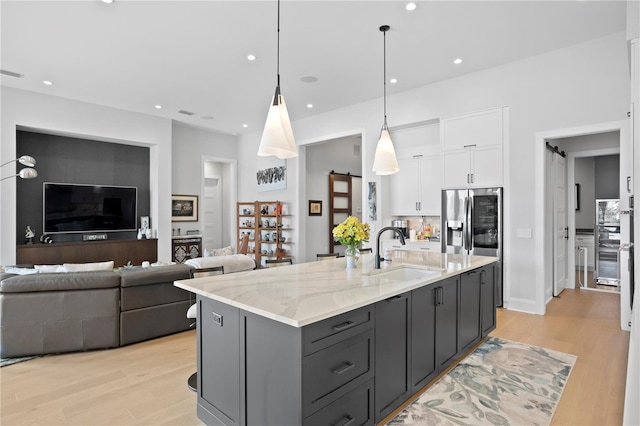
left=203, top=177, right=222, bottom=250
left=553, top=154, right=568, bottom=296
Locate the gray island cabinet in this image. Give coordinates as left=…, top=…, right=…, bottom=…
left=174, top=251, right=498, bottom=426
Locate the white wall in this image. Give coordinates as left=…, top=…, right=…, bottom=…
left=171, top=123, right=237, bottom=247
left=304, top=136, right=362, bottom=262
left=238, top=31, right=630, bottom=314
left=1, top=87, right=172, bottom=263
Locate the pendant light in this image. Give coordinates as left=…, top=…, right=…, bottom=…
left=372, top=25, right=399, bottom=175
left=257, top=0, right=298, bottom=159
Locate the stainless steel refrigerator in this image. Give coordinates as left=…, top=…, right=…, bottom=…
left=595, top=199, right=621, bottom=286
left=441, top=187, right=503, bottom=305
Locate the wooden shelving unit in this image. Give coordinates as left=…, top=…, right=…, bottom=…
left=237, top=201, right=293, bottom=268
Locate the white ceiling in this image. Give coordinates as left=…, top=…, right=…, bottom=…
left=0, top=0, right=628, bottom=136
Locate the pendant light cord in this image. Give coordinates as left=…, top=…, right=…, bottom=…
left=277, top=0, right=281, bottom=87
left=381, top=25, right=390, bottom=128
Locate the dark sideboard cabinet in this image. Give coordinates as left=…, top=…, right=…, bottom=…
left=16, top=239, right=158, bottom=267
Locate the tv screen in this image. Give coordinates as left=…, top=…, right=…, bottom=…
left=44, top=183, right=137, bottom=234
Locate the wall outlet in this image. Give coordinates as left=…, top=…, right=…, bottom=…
left=516, top=228, right=532, bottom=238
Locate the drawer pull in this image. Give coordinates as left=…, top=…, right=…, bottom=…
left=386, top=295, right=404, bottom=303
left=331, top=361, right=355, bottom=375
left=332, top=320, right=356, bottom=332
left=333, top=415, right=354, bottom=426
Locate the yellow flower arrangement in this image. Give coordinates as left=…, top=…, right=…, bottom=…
left=332, top=216, right=370, bottom=252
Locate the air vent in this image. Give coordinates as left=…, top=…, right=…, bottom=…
left=354, top=144, right=361, bottom=156
left=0, top=69, right=24, bottom=78
left=178, top=109, right=196, bottom=116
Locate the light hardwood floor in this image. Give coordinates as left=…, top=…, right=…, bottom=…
left=0, top=288, right=629, bottom=425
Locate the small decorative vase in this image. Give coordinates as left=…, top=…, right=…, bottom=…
left=345, top=245, right=360, bottom=269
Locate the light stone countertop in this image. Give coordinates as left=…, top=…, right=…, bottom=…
left=174, top=251, right=498, bottom=328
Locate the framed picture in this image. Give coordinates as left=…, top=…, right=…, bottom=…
left=172, top=194, right=198, bottom=222
left=140, top=216, right=150, bottom=231
left=309, top=200, right=322, bottom=216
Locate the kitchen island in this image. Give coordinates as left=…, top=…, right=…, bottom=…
left=175, top=251, right=499, bottom=426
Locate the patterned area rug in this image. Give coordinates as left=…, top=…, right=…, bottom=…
left=388, top=337, right=577, bottom=426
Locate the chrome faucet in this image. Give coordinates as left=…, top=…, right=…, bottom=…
left=375, top=227, right=406, bottom=269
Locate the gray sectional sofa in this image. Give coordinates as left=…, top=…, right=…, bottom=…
left=0, top=264, right=193, bottom=358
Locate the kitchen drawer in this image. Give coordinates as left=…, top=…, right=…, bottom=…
left=302, top=330, right=374, bottom=417
left=303, top=305, right=374, bottom=355
left=303, top=379, right=374, bottom=426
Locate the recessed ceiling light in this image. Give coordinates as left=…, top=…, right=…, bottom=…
left=155, top=105, right=162, bottom=109
left=247, top=54, right=256, bottom=61
left=405, top=2, right=417, bottom=11
left=300, top=76, right=318, bottom=83
left=307, top=104, right=314, bottom=109
left=242, top=124, right=249, bottom=128
left=454, top=58, right=463, bottom=65
left=102, top=0, right=114, bottom=3
left=390, top=78, right=398, bottom=84
left=43, top=80, right=53, bottom=86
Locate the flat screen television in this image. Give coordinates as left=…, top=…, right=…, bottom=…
left=44, top=183, right=137, bottom=234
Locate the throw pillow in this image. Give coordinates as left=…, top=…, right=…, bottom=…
left=62, top=261, right=115, bottom=272
left=34, top=264, right=66, bottom=273
left=3, top=266, right=38, bottom=275
left=205, top=246, right=234, bottom=257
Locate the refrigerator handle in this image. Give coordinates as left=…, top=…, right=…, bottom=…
left=465, top=196, right=472, bottom=252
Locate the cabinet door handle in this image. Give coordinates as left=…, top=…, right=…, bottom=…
left=331, top=361, right=355, bottom=375
left=627, top=176, right=632, bottom=193
left=467, top=173, right=470, bottom=184
left=332, top=320, right=355, bottom=332
left=385, top=295, right=404, bottom=303
left=471, top=173, right=474, bottom=183
left=333, top=415, right=354, bottom=426
left=481, top=269, right=486, bottom=285
left=416, top=202, right=419, bottom=211
left=439, top=287, right=444, bottom=305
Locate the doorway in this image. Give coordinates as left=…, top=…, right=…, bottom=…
left=536, top=120, right=630, bottom=318
left=201, top=158, right=237, bottom=251
left=303, top=134, right=363, bottom=262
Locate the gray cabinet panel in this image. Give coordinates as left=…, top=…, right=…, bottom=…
left=374, top=293, right=410, bottom=423
left=304, top=379, right=374, bottom=426
left=244, top=312, right=303, bottom=426
left=459, top=268, right=482, bottom=354
left=481, top=265, right=497, bottom=336
left=410, top=285, right=437, bottom=392
left=436, top=277, right=459, bottom=370
left=198, top=296, right=241, bottom=426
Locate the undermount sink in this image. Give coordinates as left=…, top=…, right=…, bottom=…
left=368, top=266, right=440, bottom=281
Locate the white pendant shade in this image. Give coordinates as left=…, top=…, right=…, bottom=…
left=257, top=90, right=298, bottom=159
left=372, top=128, right=399, bottom=175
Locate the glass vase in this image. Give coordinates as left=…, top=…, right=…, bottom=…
left=345, top=245, right=360, bottom=269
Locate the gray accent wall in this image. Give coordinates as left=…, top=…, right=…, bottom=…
left=16, top=130, right=150, bottom=244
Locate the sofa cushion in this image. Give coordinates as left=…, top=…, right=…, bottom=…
left=117, top=264, right=191, bottom=287
left=0, top=271, right=121, bottom=293
left=185, top=254, right=256, bottom=274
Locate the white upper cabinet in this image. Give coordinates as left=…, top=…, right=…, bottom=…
left=388, top=122, right=441, bottom=216
left=441, top=107, right=507, bottom=189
